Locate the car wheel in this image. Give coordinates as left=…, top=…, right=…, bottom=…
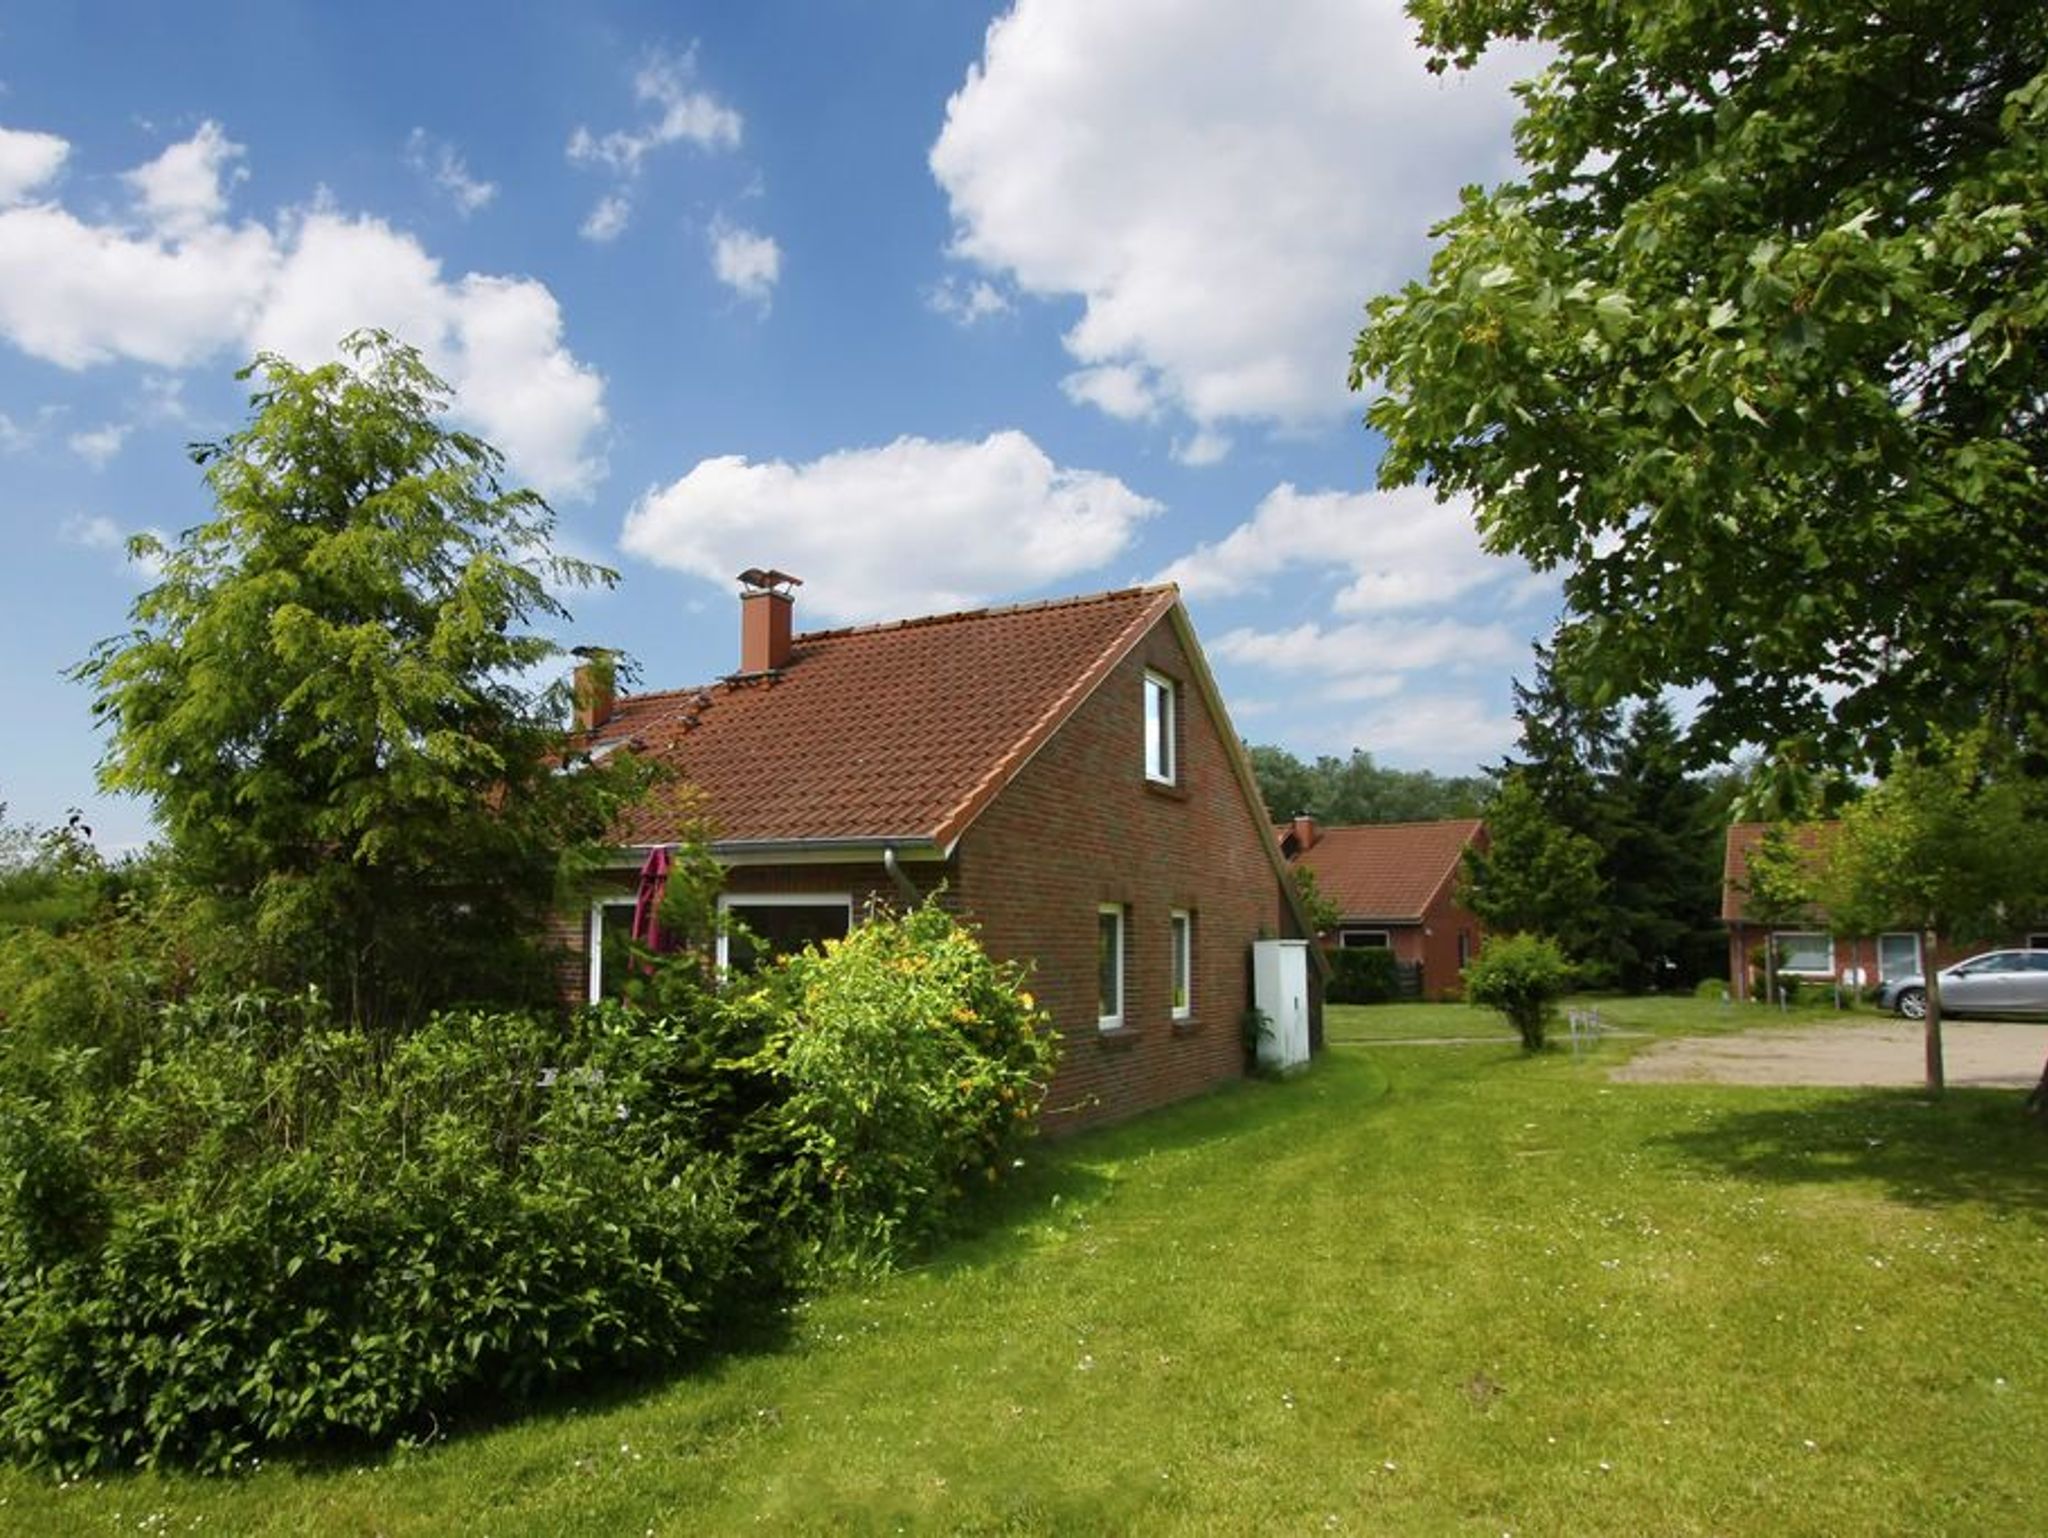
left=1895, top=987, right=1927, bottom=1021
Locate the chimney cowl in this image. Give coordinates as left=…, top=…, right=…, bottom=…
left=738, top=569, right=801, bottom=674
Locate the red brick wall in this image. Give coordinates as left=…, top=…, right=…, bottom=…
left=550, top=616, right=1296, bottom=1137
left=952, top=618, right=1290, bottom=1136
left=1418, top=892, right=1484, bottom=1000
left=1726, top=926, right=1987, bottom=1002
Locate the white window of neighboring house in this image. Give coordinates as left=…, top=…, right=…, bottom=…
left=1098, top=903, right=1126, bottom=1030
left=1458, top=930, right=1472, bottom=968
left=1775, top=930, right=1835, bottom=975
left=1170, top=909, right=1193, bottom=1020
left=1878, top=932, right=1923, bottom=981
left=717, top=893, right=854, bottom=974
left=1340, top=929, right=1391, bottom=949
left=586, top=897, right=639, bottom=1004
left=1143, top=671, right=1177, bottom=785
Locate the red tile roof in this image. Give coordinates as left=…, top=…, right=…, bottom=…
left=1293, top=819, right=1484, bottom=923
left=1721, top=821, right=1839, bottom=924
left=585, top=585, right=1180, bottom=849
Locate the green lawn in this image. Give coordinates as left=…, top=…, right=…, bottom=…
left=1323, top=990, right=1873, bottom=1045
left=7, top=1014, right=2046, bottom=1534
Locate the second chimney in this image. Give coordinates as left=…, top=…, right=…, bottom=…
left=1289, top=815, right=1319, bottom=854
left=738, top=568, right=802, bottom=674
left=572, top=649, right=618, bottom=732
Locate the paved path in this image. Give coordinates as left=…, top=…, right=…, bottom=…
left=1610, top=1019, right=2048, bottom=1089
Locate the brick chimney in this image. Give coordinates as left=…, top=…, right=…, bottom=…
left=738, top=568, right=802, bottom=674
left=571, top=648, right=617, bottom=732
left=1288, top=815, right=1319, bottom=854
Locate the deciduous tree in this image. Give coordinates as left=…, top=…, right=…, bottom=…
left=1356, top=1, right=2048, bottom=772
left=1814, top=744, right=2048, bottom=1091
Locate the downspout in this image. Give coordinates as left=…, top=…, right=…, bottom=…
left=882, top=845, right=921, bottom=906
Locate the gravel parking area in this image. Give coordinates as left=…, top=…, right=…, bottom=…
left=1611, top=1019, right=2048, bottom=1088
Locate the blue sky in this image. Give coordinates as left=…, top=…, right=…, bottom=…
left=0, top=0, right=1556, bottom=849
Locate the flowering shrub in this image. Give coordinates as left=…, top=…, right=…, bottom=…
left=748, top=900, right=1054, bottom=1279
left=0, top=891, right=1052, bottom=1471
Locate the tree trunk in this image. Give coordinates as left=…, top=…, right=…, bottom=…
left=1922, top=926, right=1945, bottom=1095
left=2027, top=1055, right=2048, bottom=1120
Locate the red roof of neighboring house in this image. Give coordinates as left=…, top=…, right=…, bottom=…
left=584, top=585, right=1180, bottom=850
left=1721, top=821, right=1840, bottom=924
left=1293, top=819, right=1484, bottom=923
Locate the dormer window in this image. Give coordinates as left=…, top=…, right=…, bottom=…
left=1143, top=670, right=1177, bottom=784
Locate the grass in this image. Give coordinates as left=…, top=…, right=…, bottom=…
left=1323, top=990, right=1874, bottom=1045
left=7, top=1004, right=2047, bottom=1534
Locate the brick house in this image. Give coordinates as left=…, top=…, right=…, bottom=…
left=557, top=573, right=1323, bottom=1135
left=1278, top=817, right=1488, bottom=999
left=1720, top=821, right=2048, bottom=1001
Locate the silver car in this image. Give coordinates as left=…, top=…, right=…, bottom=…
left=1876, top=949, right=2048, bottom=1020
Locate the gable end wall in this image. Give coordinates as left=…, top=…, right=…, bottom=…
left=953, top=614, right=1291, bottom=1135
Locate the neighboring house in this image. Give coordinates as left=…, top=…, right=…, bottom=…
left=556, top=571, right=1323, bottom=1135
left=1719, top=821, right=2048, bottom=1000
left=1278, top=817, right=1488, bottom=999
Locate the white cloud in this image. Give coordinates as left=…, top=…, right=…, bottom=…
left=708, top=219, right=780, bottom=308
left=405, top=129, right=496, bottom=215
left=123, top=120, right=245, bottom=236
left=568, top=46, right=743, bottom=240
left=60, top=511, right=122, bottom=550
left=0, top=197, right=277, bottom=368
left=1172, top=429, right=1231, bottom=467
left=621, top=429, right=1161, bottom=623
left=1157, top=482, right=1546, bottom=614
left=0, top=124, right=609, bottom=500
left=0, top=125, right=68, bottom=205
left=1060, top=363, right=1160, bottom=422
left=569, top=48, right=743, bottom=174
left=1337, top=693, right=1516, bottom=767
left=60, top=511, right=165, bottom=580
left=67, top=423, right=128, bottom=467
left=1204, top=613, right=1523, bottom=769
left=930, top=0, right=1534, bottom=434
left=927, top=275, right=1011, bottom=324
left=0, top=406, right=58, bottom=453
left=1211, top=616, right=1525, bottom=676
left=580, top=193, right=631, bottom=243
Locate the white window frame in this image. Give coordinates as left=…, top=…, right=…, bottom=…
left=1170, top=909, right=1193, bottom=1021
left=716, top=891, right=854, bottom=974
left=1143, top=670, right=1177, bottom=785
left=1877, top=931, right=1923, bottom=981
left=1773, top=930, right=1836, bottom=977
left=1098, top=903, right=1126, bottom=1031
left=1340, top=928, right=1392, bottom=950
left=586, top=896, right=639, bottom=1004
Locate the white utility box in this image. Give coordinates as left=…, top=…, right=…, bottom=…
left=1251, top=939, right=1311, bottom=1073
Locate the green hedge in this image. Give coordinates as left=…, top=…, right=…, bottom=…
left=1326, top=946, right=1402, bottom=1005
